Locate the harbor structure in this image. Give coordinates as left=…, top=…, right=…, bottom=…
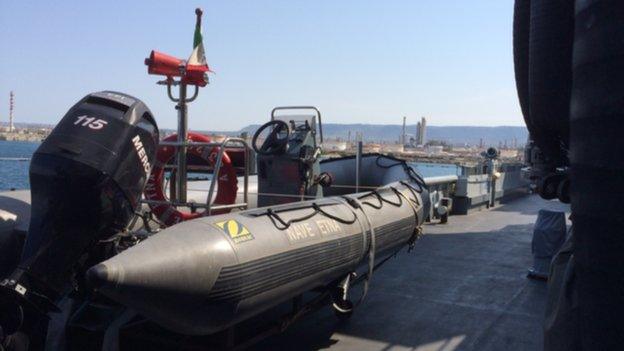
left=401, top=116, right=407, bottom=145
left=416, top=122, right=422, bottom=145
left=420, top=116, right=427, bottom=144
left=415, top=116, right=427, bottom=145
left=9, top=91, right=14, bottom=132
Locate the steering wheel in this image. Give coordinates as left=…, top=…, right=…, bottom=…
left=252, top=120, right=290, bottom=155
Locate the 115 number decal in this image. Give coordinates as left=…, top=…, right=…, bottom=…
left=74, top=115, right=108, bottom=130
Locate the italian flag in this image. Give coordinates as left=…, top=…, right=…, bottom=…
left=184, top=8, right=210, bottom=86
left=188, top=8, right=208, bottom=68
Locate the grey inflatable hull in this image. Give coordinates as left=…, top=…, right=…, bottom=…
left=0, top=154, right=429, bottom=336
left=89, top=176, right=429, bottom=335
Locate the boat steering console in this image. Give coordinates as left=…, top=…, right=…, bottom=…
left=255, top=106, right=324, bottom=207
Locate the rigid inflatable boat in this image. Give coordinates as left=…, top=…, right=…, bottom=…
left=0, top=92, right=429, bottom=349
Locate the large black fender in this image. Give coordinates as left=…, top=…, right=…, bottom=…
left=568, top=1, right=624, bottom=348
left=527, top=0, right=574, bottom=165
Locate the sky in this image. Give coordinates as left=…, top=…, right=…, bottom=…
left=0, top=1, right=523, bottom=131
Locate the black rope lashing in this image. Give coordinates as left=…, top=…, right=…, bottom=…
left=357, top=187, right=404, bottom=208
left=399, top=180, right=422, bottom=206
left=265, top=201, right=357, bottom=230
left=265, top=207, right=318, bottom=230
left=405, top=166, right=427, bottom=193
left=312, top=203, right=358, bottom=225
left=374, top=155, right=428, bottom=193
left=394, top=187, right=421, bottom=234
left=357, top=191, right=383, bottom=209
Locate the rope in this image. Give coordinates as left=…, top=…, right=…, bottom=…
left=395, top=187, right=423, bottom=252
left=357, top=192, right=383, bottom=209
left=264, top=184, right=412, bottom=231
left=338, top=197, right=376, bottom=308
left=312, top=203, right=358, bottom=225
left=399, top=180, right=421, bottom=206
left=357, top=187, right=404, bottom=208
left=374, top=155, right=428, bottom=193
left=394, top=188, right=420, bottom=232
left=260, top=193, right=388, bottom=307
left=342, top=183, right=424, bottom=304
left=264, top=200, right=357, bottom=230
left=356, top=200, right=375, bottom=306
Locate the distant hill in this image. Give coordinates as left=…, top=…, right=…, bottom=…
left=6, top=121, right=528, bottom=147
left=238, top=124, right=528, bottom=146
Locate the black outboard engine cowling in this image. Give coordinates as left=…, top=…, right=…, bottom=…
left=0, top=91, right=158, bottom=336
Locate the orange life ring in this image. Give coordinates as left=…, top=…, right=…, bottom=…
left=144, top=132, right=238, bottom=226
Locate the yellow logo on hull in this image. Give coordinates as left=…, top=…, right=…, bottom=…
left=214, top=219, right=254, bottom=244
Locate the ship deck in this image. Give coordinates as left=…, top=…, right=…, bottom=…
left=251, top=194, right=570, bottom=351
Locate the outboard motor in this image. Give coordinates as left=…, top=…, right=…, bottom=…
left=252, top=107, right=323, bottom=207
left=0, top=92, right=158, bottom=339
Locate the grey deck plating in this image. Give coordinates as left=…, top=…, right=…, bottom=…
left=252, top=195, right=570, bottom=351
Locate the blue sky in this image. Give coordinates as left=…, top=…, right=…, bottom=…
left=0, top=1, right=521, bottom=131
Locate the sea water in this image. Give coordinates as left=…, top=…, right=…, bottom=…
left=0, top=140, right=459, bottom=191
left=0, top=140, right=39, bottom=190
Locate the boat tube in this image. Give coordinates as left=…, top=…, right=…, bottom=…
left=88, top=163, right=429, bottom=335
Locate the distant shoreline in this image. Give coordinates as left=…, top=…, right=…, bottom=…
left=0, top=122, right=528, bottom=147
left=0, top=134, right=45, bottom=143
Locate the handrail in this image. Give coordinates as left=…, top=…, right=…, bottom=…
left=424, top=175, right=459, bottom=186
left=205, top=137, right=250, bottom=215
left=140, top=137, right=251, bottom=216
left=158, top=141, right=247, bottom=148
left=141, top=199, right=247, bottom=210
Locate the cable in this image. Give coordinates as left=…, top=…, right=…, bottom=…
left=140, top=211, right=161, bottom=234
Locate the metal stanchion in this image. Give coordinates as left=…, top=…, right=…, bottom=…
left=356, top=140, right=363, bottom=193
left=163, top=80, right=198, bottom=202
left=176, top=83, right=188, bottom=202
